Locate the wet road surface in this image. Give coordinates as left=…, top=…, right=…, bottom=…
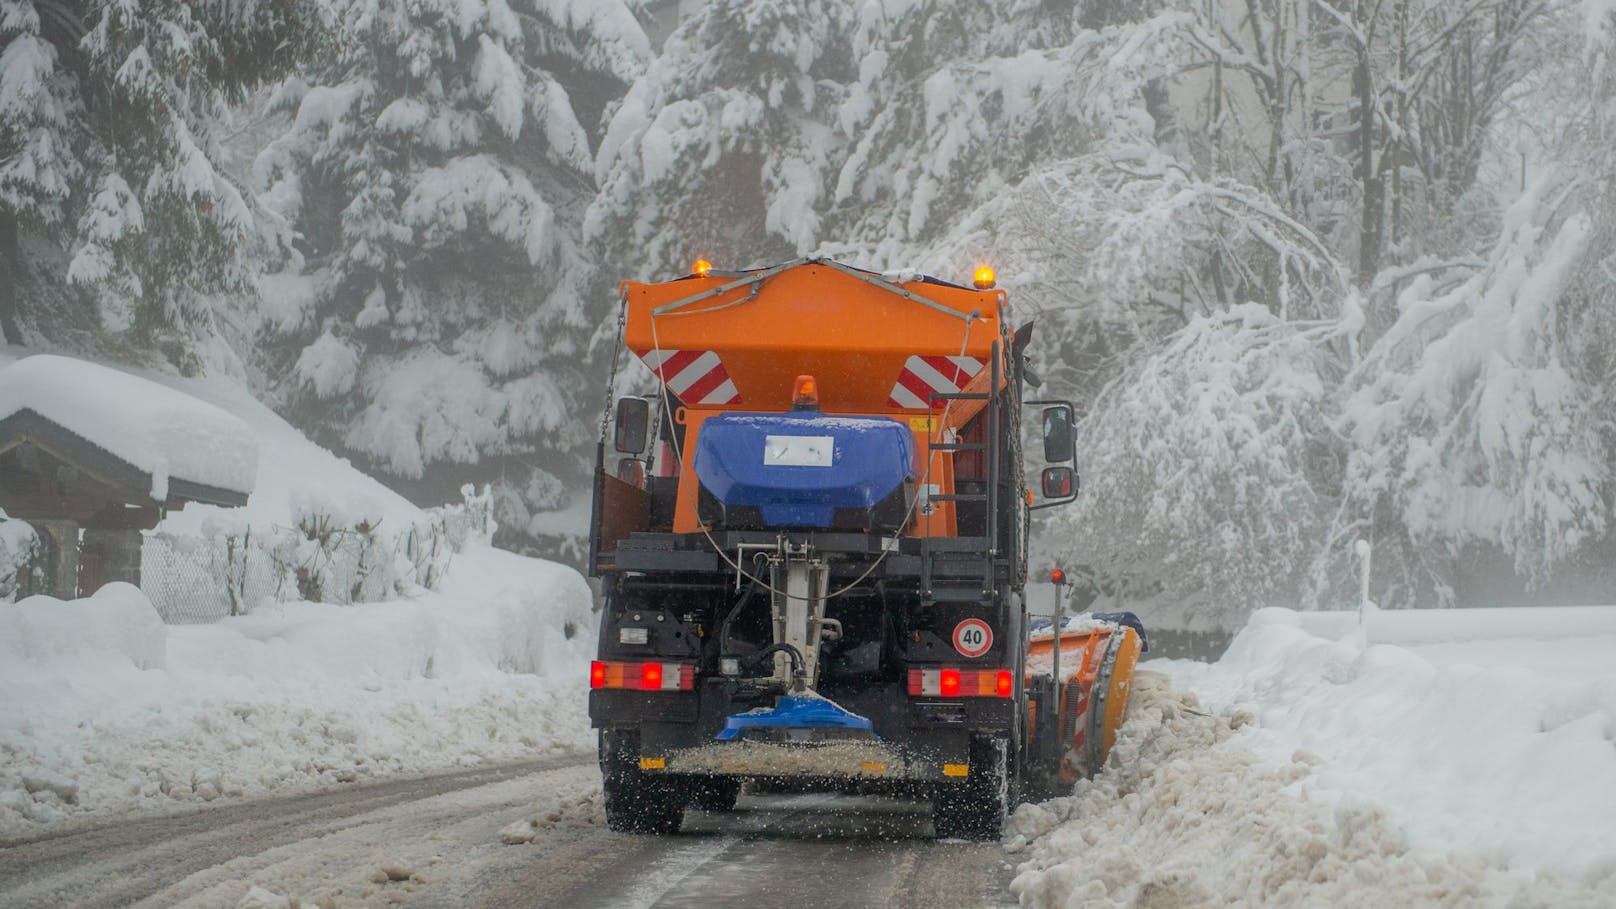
left=0, top=757, right=1018, bottom=909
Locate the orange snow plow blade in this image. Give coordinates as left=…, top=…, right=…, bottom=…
left=1026, top=623, right=1145, bottom=781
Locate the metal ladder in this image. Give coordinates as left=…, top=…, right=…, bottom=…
left=919, top=340, right=1001, bottom=603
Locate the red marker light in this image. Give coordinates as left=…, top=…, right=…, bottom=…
left=1051, top=568, right=1065, bottom=585
left=640, top=662, right=663, bottom=690
left=939, top=668, right=961, bottom=697
left=590, top=661, right=606, bottom=689
left=996, top=669, right=1013, bottom=698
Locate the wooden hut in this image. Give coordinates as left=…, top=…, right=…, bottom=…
left=0, top=355, right=256, bottom=598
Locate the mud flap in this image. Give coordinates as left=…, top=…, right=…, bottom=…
left=934, top=735, right=1008, bottom=840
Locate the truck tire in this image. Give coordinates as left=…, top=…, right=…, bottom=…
left=688, top=777, right=741, bottom=812
left=933, top=736, right=1008, bottom=841
left=600, top=730, right=685, bottom=834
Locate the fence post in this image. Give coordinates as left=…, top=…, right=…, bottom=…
left=226, top=533, right=240, bottom=617
left=1355, top=538, right=1375, bottom=625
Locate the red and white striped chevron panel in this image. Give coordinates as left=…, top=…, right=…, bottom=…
left=887, top=355, right=987, bottom=408
left=634, top=348, right=741, bottom=405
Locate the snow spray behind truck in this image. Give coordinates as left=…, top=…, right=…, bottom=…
left=587, top=259, right=1145, bottom=839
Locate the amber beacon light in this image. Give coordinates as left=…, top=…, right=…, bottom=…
left=973, top=264, right=996, bottom=289
left=691, top=258, right=713, bottom=277
left=792, top=374, right=820, bottom=410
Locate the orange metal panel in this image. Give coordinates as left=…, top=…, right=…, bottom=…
left=624, top=262, right=1005, bottom=413
left=1026, top=630, right=1108, bottom=684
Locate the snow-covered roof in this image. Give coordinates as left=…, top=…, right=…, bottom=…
left=0, top=355, right=258, bottom=503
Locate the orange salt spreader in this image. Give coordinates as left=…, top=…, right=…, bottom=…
left=586, top=258, right=1146, bottom=840
left=619, top=258, right=1006, bottom=539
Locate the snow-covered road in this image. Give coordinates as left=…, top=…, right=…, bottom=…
left=0, top=754, right=1016, bottom=909
left=0, top=755, right=593, bottom=908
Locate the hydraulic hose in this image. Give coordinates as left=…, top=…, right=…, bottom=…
left=717, top=553, right=769, bottom=656
left=751, top=642, right=808, bottom=692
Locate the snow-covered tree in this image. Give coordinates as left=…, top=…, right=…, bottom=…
left=0, top=0, right=319, bottom=359
left=1056, top=304, right=1342, bottom=624
left=588, top=1, right=1375, bottom=614
left=921, top=149, right=1352, bottom=404
left=1321, top=174, right=1607, bottom=607
left=587, top=0, right=1186, bottom=278
left=253, top=0, right=650, bottom=542
left=1310, top=0, right=1616, bottom=607
left=829, top=4, right=1186, bottom=265
left=1325, top=0, right=1547, bottom=282
left=588, top=0, right=860, bottom=277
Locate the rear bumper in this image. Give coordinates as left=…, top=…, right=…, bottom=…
left=591, top=682, right=1014, bottom=782
left=656, top=738, right=930, bottom=781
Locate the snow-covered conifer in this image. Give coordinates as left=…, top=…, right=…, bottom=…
left=830, top=4, right=1184, bottom=265
left=588, top=0, right=860, bottom=277
left=0, top=0, right=319, bottom=355
left=589, top=0, right=1185, bottom=277
left=255, top=0, right=650, bottom=542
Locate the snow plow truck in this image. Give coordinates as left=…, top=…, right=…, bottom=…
left=587, top=258, right=1146, bottom=839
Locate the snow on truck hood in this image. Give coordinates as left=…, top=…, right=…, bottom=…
left=0, top=354, right=257, bottom=499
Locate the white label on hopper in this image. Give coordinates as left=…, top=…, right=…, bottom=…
left=763, top=435, right=834, bottom=467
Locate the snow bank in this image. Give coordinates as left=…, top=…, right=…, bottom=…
left=1281, top=604, right=1616, bottom=644
left=1008, top=673, right=1616, bottom=907
left=0, top=543, right=595, bottom=839
left=1163, top=609, right=1616, bottom=878
left=0, top=354, right=257, bottom=498
left=0, top=582, right=166, bottom=671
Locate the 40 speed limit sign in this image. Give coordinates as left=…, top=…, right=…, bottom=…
left=952, top=618, right=993, bottom=658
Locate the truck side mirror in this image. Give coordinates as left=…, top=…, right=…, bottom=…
left=614, top=397, right=650, bottom=454
left=1041, top=405, right=1075, bottom=463
left=1041, top=466, right=1078, bottom=499
left=615, top=457, right=646, bottom=487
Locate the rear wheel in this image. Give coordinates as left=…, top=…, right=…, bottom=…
left=933, top=736, right=1008, bottom=841
left=600, top=730, right=685, bottom=834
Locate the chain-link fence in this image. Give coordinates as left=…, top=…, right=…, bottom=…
left=138, top=486, right=493, bottom=624
left=140, top=531, right=284, bottom=623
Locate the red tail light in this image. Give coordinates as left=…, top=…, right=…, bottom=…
left=589, top=660, right=694, bottom=692
left=908, top=667, right=1014, bottom=698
